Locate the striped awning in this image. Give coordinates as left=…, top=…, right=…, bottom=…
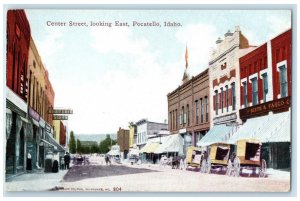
left=228, top=110, right=290, bottom=144
left=197, top=124, right=233, bottom=147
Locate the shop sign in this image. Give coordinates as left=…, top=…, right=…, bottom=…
left=213, top=113, right=237, bottom=124
left=179, top=128, right=186, bottom=134
left=48, top=108, right=73, bottom=114
left=28, top=107, right=40, bottom=122
left=53, top=115, right=68, bottom=120
left=240, top=96, right=290, bottom=120
left=45, top=123, right=52, bottom=133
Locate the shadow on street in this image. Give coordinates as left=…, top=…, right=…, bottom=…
left=62, top=165, right=159, bottom=182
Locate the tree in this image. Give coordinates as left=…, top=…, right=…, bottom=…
left=69, top=131, right=76, bottom=154
left=76, top=139, right=82, bottom=153
left=99, top=135, right=117, bottom=154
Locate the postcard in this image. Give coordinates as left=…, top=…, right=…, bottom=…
left=4, top=8, right=292, bottom=193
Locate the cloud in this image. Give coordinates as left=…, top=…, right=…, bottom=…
left=90, top=26, right=149, bottom=55
left=61, top=27, right=184, bottom=133
left=35, top=28, right=64, bottom=65
left=175, top=24, right=217, bottom=76
left=266, top=15, right=291, bottom=39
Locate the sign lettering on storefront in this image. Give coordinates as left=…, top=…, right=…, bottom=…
left=28, top=107, right=40, bottom=122
left=213, top=113, right=237, bottom=124
left=53, top=115, right=68, bottom=120
left=48, top=107, right=73, bottom=114
left=240, top=96, right=290, bottom=120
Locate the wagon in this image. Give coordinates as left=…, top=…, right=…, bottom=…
left=229, top=139, right=267, bottom=178
left=200, top=143, right=232, bottom=174
left=186, top=146, right=203, bottom=170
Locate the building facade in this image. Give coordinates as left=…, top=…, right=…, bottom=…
left=167, top=68, right=210, bottom=151
left=6, top=10, right=31, bottom=177
left=128, top=122, right=137, bottom=148
left=136, top=119, right=168, bottom=150
left=239, top=29, right=291, bottom=169
left=209, top=26, right=256, bottom=128
left=117, top=127, right=130, bottom=159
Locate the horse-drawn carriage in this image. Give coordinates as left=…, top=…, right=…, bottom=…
left=200, top=143, right=231, bottom=174
left=227, top=139, right=267, bottom=177
left=200, top=139, right=267, bottom=177
left=186, top=146, right=203, bottom=170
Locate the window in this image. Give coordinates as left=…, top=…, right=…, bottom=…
left=225, top=85, right=229, bottom=112
left=279, top=65, right=288, bottom=97
left=183, top=107, right=187, bottom=124
left=215, top=90, right=218, bottom=115
left=195, top=100, right=199, bottom=124
left=231, top=82, right=236, bottom=110
left=262, top=73, right=268, bottom=103
left=221, top=87, right=224, bottom=113
left=175, top=109, right=178, bottom=129
left=205, top=97, right=209, bottom=122
left=201, top=99, right=204, bottom=123
left=180, top=108, right=182, bottom=125
left=252, top=77, right=258, bottom=106
left=187, top=105, right=190, bottom=126
left=243, top=81, right=248, bottom=107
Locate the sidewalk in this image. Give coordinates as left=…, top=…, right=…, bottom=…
left=5, top=169, right=69, bottom=192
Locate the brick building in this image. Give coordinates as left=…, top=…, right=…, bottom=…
left=237, top=29, right=291, bottom=169
left=117, top=127, right=130, bottom=159
left=6, top=10, right=31, bottom=177
left=167, top=68, right=210, bottom=151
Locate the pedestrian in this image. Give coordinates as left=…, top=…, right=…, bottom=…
left=64, top=152, right=71, bottom=169
left=105, top=155, right=111, bottom=165
left=26, top=152, right=32, bottom=171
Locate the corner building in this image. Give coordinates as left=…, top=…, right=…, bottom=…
left=237, top=29, right=291, bottom=169
left=6, top=10, right=31, bottom=177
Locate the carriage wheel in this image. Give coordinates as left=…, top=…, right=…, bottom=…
left=259, top=159, right=267, bottom=178
left=200, top=159, right=207, bottom=173
left=233, top=157, right=240, bottom=177
left=226, top=160, right=233, bottom=176
left=206, top=158, right=211, bottom=174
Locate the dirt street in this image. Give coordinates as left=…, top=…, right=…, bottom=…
left=55, top=158, right=290, bottom=192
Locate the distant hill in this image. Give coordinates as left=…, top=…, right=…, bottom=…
left=74, top=134, right=117, bottom=144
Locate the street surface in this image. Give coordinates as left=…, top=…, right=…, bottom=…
left=54, top=155, right=290, bottom=192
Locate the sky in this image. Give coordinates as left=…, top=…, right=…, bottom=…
left=24, top=9, right=291, bottom=134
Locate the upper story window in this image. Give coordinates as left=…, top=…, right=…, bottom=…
left=205, top=96, right=209, bottom=122
left=187, top=104, right=190, bottom=126
left=279, top=65, right=288, bottom=98
left=215, top=90, right=218, bottom=115
left=225, top=85, right=229, bottom=112
left=231, top=82, right=236, bottom=111
left=195, top=100, right=199, bottom=124
left=251, top=77, right=258, bottom=106
left=262, top=73, right=268, bottom=103
left=201, top=99, right=204, bottom=123
left=220, top=87, right=224, bottom=113
left=243, top=81, right=248, bottom=107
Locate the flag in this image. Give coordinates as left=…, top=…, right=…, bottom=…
left=185, top=45, right=188, bottom=68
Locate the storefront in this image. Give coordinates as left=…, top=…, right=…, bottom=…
left=6, top=88, right=29, bottom=177
left=231, top=96, right=291, bottom=169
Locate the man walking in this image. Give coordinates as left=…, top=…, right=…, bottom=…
left=64, top=152, right=71, bottom=170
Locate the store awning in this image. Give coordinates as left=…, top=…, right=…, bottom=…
left=228, top=111, right=290, bottom=144
left=30, top=118, right=39, bottom=127
left=154, top=134, right=184, bottom=155
left=145, top=143, right=160, bottom=153
left=140, top=142, right=152, bottom=153
left=197, top=124, right=233, bottom=147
